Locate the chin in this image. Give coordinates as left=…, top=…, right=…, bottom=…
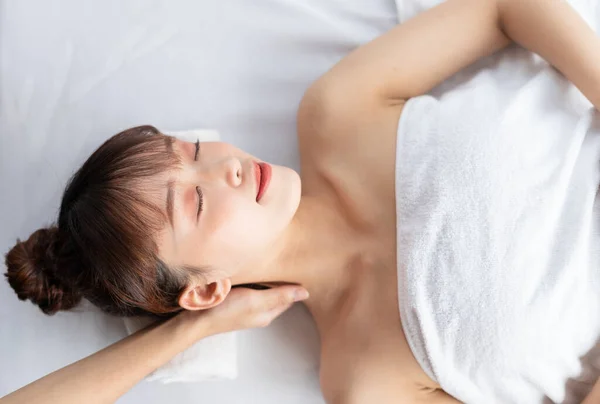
left=270, top=166, right=301, bottom=221
left=286, top=169, right=302, bottom=206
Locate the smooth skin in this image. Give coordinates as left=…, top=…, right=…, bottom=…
left=4, top=0, right=600, bottom=403
left=299, top=0, right=600, bottom=402
left=0, top=286, right=309, bottom=404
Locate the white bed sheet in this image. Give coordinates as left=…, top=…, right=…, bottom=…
left=0, top=0, right=398, bottom=402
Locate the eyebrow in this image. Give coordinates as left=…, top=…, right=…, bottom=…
left=166, top=180, right=175, bottom=229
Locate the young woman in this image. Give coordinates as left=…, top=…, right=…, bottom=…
left=5, top=0, right=600, bottom=402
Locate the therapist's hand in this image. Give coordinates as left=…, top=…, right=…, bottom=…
left=181, top=285, right=310, bottom=337
left=0, top=285, right=309, bottom=404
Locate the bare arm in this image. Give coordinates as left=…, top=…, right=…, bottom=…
left=1, top=314, right=206, bottom=404
left=309, top=0, right=600, bottom=111
left=499, top=0, right=600, bottom=109
left=300, top=1, right=600, bottom=401
left=0, top=286, right=308, bottom=404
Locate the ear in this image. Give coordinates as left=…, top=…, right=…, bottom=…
left=178, top=278, right=232, bottom=311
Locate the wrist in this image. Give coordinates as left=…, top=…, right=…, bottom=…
left=167, top=310, right=213, bottom=345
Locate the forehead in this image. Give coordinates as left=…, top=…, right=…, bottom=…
left=174, top=138, right=251, bottom=160
left=152, top=138, right=198, bottom=265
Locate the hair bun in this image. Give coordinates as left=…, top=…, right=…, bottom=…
left=4, top=227, right=82, bottom=315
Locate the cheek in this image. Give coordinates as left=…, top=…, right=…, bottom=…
left=205, top=194, right=262, bottom=255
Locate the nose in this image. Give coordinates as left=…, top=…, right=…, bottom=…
left=223, top=157, right=242, bottom=188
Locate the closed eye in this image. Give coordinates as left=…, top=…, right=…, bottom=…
left=194, top=140, right=203, bottom=221
left=196, top=186, right=203, bottom=220
left=194, top=139, right=200, bottom=161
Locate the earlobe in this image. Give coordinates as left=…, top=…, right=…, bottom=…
left=178, top=278, right=232, bottom=311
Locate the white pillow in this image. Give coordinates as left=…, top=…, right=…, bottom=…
left=123, top=316, right=237, bottom=383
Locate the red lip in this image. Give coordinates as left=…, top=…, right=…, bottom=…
left=254, top=162, right=272, bottom=202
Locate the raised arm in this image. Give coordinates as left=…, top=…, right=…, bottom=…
left=308, top=0, right=600, bottom=110
left=0, top=286, right=308, bottom=404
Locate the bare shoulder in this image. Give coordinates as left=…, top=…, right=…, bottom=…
left=346, top=384, right=460, bottom=404
left=319, top=335, right=459, bottom=404
left=296, top=80, right=405, bottom=224
left=318, top=275, right=455, bottom=404
left=321, top=367, right=458, bottom=404
left=296, top=79, right=405, bottom=173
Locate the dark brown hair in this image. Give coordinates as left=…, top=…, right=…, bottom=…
left=4, top=125, right=200, bottom=317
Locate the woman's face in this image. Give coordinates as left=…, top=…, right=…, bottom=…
left=157, top=139, right=301, bottom=277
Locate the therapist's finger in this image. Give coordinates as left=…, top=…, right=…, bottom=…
left=250, top=285, right=309, bottom=327
left=264, top=285, right=309, bottom=309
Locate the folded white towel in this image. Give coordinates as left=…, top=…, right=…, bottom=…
left=123, top=316, right=237, bottom=383
left=122, top=128, right=238, bottom=384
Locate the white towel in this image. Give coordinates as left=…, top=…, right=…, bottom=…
left=123, top=315, right=237, bottom=383
left=122, top=128, right=238, bottom=384
left=393, top=1, right=600, bottom=402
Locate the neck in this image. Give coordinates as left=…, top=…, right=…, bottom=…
left=232, top=195, right=359, bottom=314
